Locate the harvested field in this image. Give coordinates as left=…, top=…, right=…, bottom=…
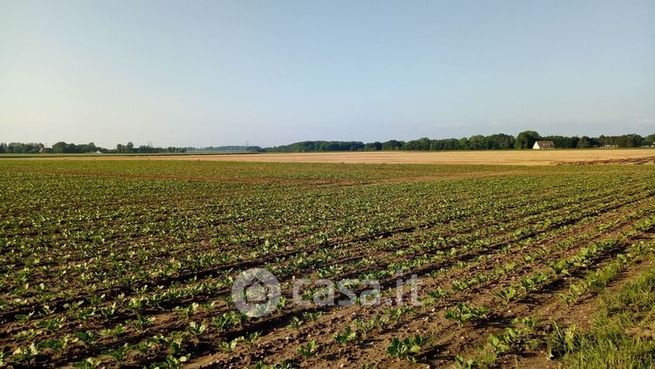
left=13, top=148, right=655, bottom=165
left=0, top=160, right=654, bottom=368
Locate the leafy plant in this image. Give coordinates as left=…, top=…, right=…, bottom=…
left=386, top=335, right=429, bottom=362
left=218, top=337, right=244, bottom=353
left=494, top=286, right=518, bottom=303
left=298, top=340, right=318, bottom=357
left=288, top=316, right=303, bottom=329
left=454, top=355, right=480, bottom=369
left=445, top=303, right=489, bottom=326
left=547, top=323, right=579, bottom=359
left=12, top=343, right=38, bottom=363
left=334, top=326, right=357, bottom=344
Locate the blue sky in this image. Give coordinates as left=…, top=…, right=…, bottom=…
left=1, top=0, right=653, bottom=147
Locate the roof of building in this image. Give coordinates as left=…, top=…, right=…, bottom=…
left=534, top=140, right=556, bottom=149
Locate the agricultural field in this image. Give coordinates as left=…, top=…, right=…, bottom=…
left=0, top=159, right=654, bottom=369
left=12, top=148, right=655, bottom=165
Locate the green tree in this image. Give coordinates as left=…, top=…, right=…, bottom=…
left=364, top=142, right=382, bottom=151
left=515, top=131, right=541, bottom=149
left=404, top=137, right=431, bottom=150
left=458, top=137, right=470, bottom=150
left=486, top=133, right=515, bottom=149
left=543, top=135, right=577, bottom=149
left=382, top=140, right=404, bottom=151
left=52, top=141, right=68, bottom=153
left=644, top=134, right=655, bottom=146
left=577, top=136, right=593, bottom=148
left=468, top=135, right=487, bottom=150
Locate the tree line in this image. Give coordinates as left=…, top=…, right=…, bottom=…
left=265, top=131, right=655, bottom=152
left=1, top=132, right=654, bottom=154
left=0, top=141, right=186, bottom=154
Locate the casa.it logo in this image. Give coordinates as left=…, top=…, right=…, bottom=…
left=231, top=268, right=281, bottom=318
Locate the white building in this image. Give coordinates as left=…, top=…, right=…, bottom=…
left=533, top=141, right=556, bottom=150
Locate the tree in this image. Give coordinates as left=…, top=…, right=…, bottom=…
left=382, top=140, right=404, bottom=151
left=364, top=142, right=382, bottom=151
left=404, top=137, right=431, bottom=150
left=468, top=135, right=487, bottom=150
left=577, top=136, right=593, bottom=148
left=598, top=134, right=643, bottom=148
left=0, top=143, right=6, bottom=153
left=486, top=134, right=515, bottom=149
left=458, top=137, right=470, bottom=150
left=644, top=134, right=655, bottom=146
left=515, top=131, right=541, bottom=149
left=620, top=134, right=642, bottom=148
left=543, top=135, right=577, bottom=149
left=439, top=138, right=461, bottom=150
left=126, top=142, right=134, bottom=152
left=52, top=142, right=68, bottom=153
left=4, top=142, right=41, bottom=153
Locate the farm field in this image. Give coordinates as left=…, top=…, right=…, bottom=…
left=1, top=159, right=654, bottom=369
left=10, top=148, right=655, bottom=165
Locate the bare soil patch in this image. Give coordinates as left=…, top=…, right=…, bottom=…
left=18, top=149, right=655, bottom=165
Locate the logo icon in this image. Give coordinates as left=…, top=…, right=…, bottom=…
left=231, top=268, right=281, bottom=318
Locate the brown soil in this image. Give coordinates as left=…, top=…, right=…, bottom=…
left=178, top=195, right=655, bottom=369
left=11, top=149, right=655, bottom=165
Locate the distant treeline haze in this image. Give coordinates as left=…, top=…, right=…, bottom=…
left=0, top=141, right=186, bottom=154
left=1, top=131, right=654, bottom=154
left=264, top=131, right=654, bottom=152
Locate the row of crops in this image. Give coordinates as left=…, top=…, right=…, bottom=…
left=0, top=160, right=654, bottom=368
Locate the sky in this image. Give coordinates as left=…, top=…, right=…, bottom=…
left=0, top=0, right=654, bottom=148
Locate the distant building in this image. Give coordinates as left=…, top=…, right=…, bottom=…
left=533, top=141, right=556, bottom=150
